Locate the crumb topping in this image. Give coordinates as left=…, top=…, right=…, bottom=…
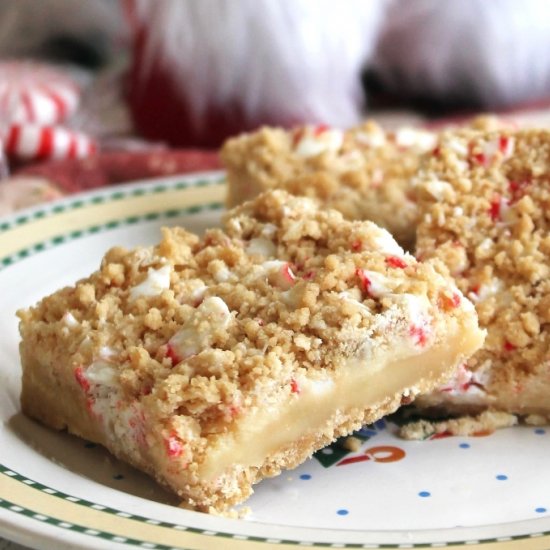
left=415, top=128, right=550, bottom=395
left=19, top=190, right=472, bottom=466
left=222, top=121, right=436, bottom=247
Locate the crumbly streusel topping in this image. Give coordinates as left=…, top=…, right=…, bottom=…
left=222, top=121, right=437, bottom=246
left=19, top=190, right=471, bottom=461
left=415, top=128, right=550, bottom=390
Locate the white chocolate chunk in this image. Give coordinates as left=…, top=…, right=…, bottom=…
left=372, top=228, right=405, bottom=257
left=395, top=128, right=437, bottom=152
left=424, top=179, right=454, bottom=201
left=247, top=238, right=277, bottom=258
left=99, top=346, right=116, bottom=359
left=168, top=297, right=232, bottom=361
left=130, top=265, right=171, bottom=300
left=62, top=312, right=78, bottom=327
left=85, top=360, right=119, bottom=386
left=355, top=129, right=386, bottom=148
left=294, top=128, right=343, bottom=158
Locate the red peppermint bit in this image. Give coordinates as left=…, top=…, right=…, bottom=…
left=503, top=340, right=517, bottom=352
left=356, top=268, right=372, bottom=295
left=431, top=145, right=441, bottom=157
left=508, top=179, right=530, bottom=203
left=165, top=434, right=185, bottom=458
left=470, top=284, right=480, bottom=296
left=141, top=385, right=152, bottom=396
left=386, top=256, right=407, bottom=269
left=488, top=195, right=503, bottom=221
left=351, top=240, right=363, bottom=252
left=303, top=270, right=316, bottom=280
left=409, top=325, right=428, bottom=347
left=267, top=262, right=297, bottom=290
left=290, top=378, right=301, bottom=394
left=459, top=381, right=474, bottom=392
left=438, top=291, right=461, bottom=311
left=74, top=367, right=90, bottom=392
left=166, top=343, right=181, bottom=366
left=471, top=152, right=486, bottom=165
left=498, top=135, right=512, bottom=155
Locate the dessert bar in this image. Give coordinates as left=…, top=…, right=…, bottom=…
left=19, top=190, right=484, bottom=510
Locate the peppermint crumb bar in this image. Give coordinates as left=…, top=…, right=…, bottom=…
left=19, top=190, right=484, bottom=511
left=221, top=121, right=437, bottom=248
left=413, top=128, right=550, bottom=421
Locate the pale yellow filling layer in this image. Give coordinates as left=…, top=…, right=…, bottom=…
left=199, top=318, right=485, bottom=480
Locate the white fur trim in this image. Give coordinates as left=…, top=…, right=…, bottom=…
left=133, top=0, right=389, bottom=132
left=373, top=0, right=550, bottom=108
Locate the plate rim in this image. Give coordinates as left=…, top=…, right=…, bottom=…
left=1, top=171, right=550, bottom=550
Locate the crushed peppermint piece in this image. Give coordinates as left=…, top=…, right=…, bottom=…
left=508, top=179, right=531, bottom=203
left=74, top=367, right=90, bottom=392
left=386, top=256, right=407, bottom=269
left=355, top=268, right=389, bottom=298
left=290, top=378, right=301, bottom=394
left=293, top=126, right=344, bottom=158
left=263, top=260, right=296, bottom=289
left=488, top=195, right=509, bottom=222
left=165, top=434, right=185, bottom=458
left=409, top=325, right=428, bottom=347
left=503, top=341, right=517, bottom=352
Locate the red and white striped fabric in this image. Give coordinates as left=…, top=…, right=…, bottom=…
left=4, top=124, right=96, bottom=161
left=0, top=61, right=80, bottom=125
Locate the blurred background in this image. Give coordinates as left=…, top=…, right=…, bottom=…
left=0, top=0, right=549, bottom=212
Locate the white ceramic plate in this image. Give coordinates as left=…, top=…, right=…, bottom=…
left=1, top=172, right=550, bottom=550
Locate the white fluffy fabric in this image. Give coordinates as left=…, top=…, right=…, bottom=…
left=374, top=0, right=550, bottom=108
left=133, top=0, right=389, bottom=130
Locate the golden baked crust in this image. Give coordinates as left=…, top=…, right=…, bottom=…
left=221, top=122, right=438, bottom=248
left=19, top=190, right=483, bottom=511
left=414, top=128, right=550, bottom=419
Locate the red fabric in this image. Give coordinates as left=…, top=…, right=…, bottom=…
left=14, top=150, right=221, bottom=193
left=126, top=29, right=255, bottom=149
left=124, top=4, right=300, bottom=149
